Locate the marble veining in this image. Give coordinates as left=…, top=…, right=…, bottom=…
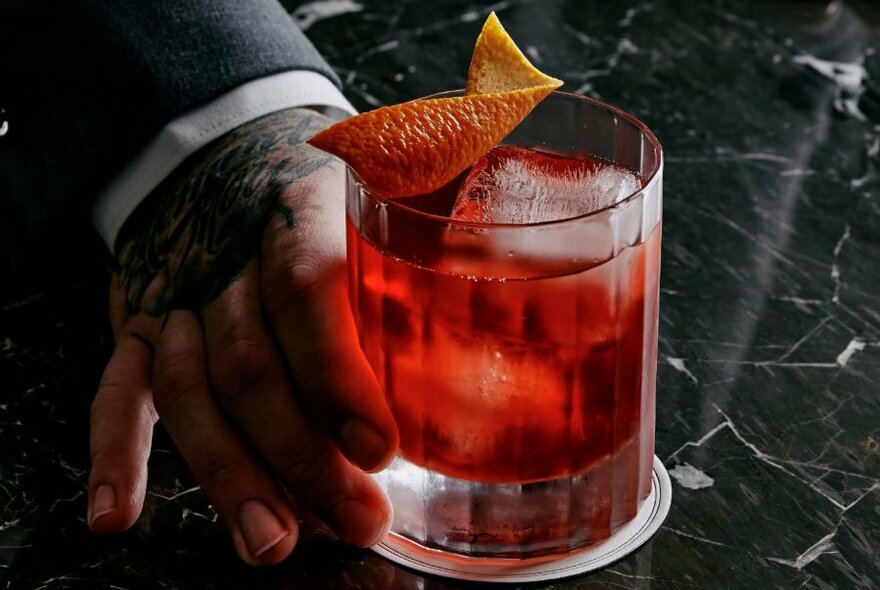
left=292, top=0, right=365, bottom=31
left=667, top=463, right=715, bottom=490
left=2, top=0, right=879, bottom=588
left=792, top=52, right=870, bottom=121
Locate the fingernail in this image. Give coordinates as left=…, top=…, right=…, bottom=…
left=88, top=484, right=117, bottom=526
left=238, top=500, right=289, bottom=558
left=341, top=421, right=388, bottom=470
left=331, top=498, right=391, bottom=547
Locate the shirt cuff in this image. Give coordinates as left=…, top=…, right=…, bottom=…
left=92, top=69, right=356, bottom=250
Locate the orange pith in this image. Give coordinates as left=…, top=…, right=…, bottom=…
left=307, top=12, right=563, bottom=198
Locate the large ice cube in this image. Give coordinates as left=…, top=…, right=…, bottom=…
left=452, top=146, right=641, bottom=224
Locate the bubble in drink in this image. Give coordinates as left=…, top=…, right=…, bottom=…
left=451, top=146, right=642, bottom=224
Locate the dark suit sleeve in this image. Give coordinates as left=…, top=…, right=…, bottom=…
left=0, top=0, right=338, bottom=267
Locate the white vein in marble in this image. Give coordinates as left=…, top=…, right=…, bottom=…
left=835, top=337, right=865, bottom=367
left=669, top=463, right=714, bottom=490
left=793, top=54, right=869, bottom=121
left=291, top=0, right=363, bottom=31
left=665, top=356, right=698, bottom=384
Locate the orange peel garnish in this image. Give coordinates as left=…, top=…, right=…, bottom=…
left=307, top=12, right=562, bottom=198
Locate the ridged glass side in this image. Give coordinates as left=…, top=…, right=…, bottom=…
left=348, top=208, right=661, bottom=557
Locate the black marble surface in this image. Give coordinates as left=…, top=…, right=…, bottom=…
left=3, top=0, right=880, bottom=588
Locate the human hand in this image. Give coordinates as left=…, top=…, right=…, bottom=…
left=86, top=108, right=399, bottom=565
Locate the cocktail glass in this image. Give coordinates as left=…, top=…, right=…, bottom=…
left=346, top=91, right=663, bottom=569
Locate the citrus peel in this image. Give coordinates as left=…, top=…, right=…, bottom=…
left=466, top=12, right=561, bottom=95
left=307, top=12, right=563, bottom=198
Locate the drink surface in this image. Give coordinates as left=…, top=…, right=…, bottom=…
left=348, top=146, right=660, bottom=492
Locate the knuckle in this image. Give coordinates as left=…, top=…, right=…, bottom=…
left=90, top=390, right=126, bottom=430
left=264, top=280, right=321, bottom=330
left=299, top=363, right=337, bottom=399
left=91, top=380, right=125, bottom=417
left=281, top=447, right=326, bottom=488
left=91, top=384, right=156, bottom=434
left=211, top=336, right=276, bottom=403
left=199, top=455, right=245, bottom=495
left=264, top=254, right=324, bottom=320
left=152, top=356, right=204, bottom=415
left=154, top=354, right=200, bottom=390
left=263, top=227, right=345, bottom=322
left=89, top=445, right=122, bottom=470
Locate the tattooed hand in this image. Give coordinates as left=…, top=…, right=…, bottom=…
left=86, top=108, right=398, bottom=565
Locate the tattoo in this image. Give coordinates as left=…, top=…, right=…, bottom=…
left=115, top=108, right=334, bottom=318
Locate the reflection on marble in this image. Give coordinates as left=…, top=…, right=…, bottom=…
left=2, top=0, right=879, bottom=588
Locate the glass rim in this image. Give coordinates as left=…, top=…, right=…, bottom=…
left=348, top=89, right=664, bottom=230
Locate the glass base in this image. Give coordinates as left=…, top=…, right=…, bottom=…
left=372, top=456, right=671, bottom=583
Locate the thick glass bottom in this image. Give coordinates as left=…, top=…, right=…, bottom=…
left=372, top=456, right=671, bottom=583
left=373, top=444, right=653, bottom=559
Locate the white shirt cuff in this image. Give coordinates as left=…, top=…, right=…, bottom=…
left=92, top=69, right=356, bottom=250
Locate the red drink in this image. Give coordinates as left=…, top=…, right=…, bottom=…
left=348, top=144, right=661, bottom=550
left=344, top=90, right=664, bottom=562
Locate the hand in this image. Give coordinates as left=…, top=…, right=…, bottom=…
left=86, top=108, right=399, bottom=565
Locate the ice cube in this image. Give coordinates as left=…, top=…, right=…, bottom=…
left=452, top=146, right=641, bottom=224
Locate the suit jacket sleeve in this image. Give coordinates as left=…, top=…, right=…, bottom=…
left=0, top=0, right=339, bottom=267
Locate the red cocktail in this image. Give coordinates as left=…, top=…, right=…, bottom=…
left=347, top=92, right=663, bottom=559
